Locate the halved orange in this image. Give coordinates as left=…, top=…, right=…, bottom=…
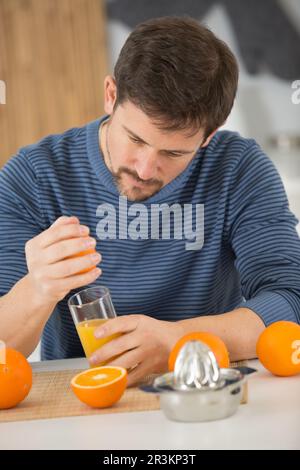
left=71, top=366, right=127, bottom=408
left=72, top=248, right=97, bottom=274
left=168, top=332, right=230, bottom=371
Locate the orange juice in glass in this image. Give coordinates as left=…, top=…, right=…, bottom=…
left=76, top=318, right=121, bottom=365
left=68, top=286, right=120, bottom=366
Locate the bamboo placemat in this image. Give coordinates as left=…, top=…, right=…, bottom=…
left=0, top=362, right=248, bottom=423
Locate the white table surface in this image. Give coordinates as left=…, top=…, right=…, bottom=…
left=0, top=357, right=299, bottom=450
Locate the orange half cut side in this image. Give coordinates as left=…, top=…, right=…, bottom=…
left=71, top=366, right=127, bottom=408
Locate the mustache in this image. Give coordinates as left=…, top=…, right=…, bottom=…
left=114, top=166, right=163, bottom=187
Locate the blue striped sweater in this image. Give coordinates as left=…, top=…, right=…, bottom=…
left=0, top=116, right=300, bottom=360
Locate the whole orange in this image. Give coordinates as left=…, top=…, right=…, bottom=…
left=0, top=346, right=33, bottom=409
left=256, top=321, right=300, bottom=376
left=168, top=331, right=230, bottom=371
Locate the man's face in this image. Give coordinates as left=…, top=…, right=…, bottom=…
left=101, top=87, right=209, bottom=202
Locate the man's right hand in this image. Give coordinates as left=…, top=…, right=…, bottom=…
left=25, top=216, right=101, bottom=304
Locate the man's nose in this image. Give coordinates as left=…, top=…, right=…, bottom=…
left=134, top=151, right=158, bottom=181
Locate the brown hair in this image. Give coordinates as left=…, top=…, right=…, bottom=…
left=114, top=16, right=239, bottom=139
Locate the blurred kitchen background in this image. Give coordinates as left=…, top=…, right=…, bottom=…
left=0, top=0, right=300, bottom=361
left=105, top=0, right=300, bottom=233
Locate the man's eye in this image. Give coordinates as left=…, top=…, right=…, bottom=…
left=130, top=136, right=143, bottom=144
left=167, top=152, right=183, bottom=158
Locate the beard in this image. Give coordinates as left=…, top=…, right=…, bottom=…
left=111, top=166, right=164, bottom=201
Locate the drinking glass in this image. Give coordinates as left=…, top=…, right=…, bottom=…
left=68, top=286, right=120, bottom=366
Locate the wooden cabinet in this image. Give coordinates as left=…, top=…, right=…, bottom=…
left=0, top=0, right=108, bottom=166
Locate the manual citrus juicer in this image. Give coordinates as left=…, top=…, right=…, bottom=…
left=141, top=340, right=256, bottom=422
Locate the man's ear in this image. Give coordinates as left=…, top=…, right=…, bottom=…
left=103, top=75, right=117, bottom=115
left=201, top=129, right=219, bottom=147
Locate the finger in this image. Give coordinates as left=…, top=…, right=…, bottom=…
left=103, top=347, right=142, bottom=374
left=44, top=236, right=96, bottom=264
left=39, top=222, right=90, bottom=249
left=51, top=215, right=79, bottom=227
left=57, top=266, right=102, bottom=291
left=47, top=251, right=101, bottom=278
left=89, top=331, right=139, bottom=366
left=125, top=359, right=153, bottom=387
left=94, top=314, right=141, bottom=340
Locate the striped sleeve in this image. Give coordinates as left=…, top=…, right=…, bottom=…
left=226, top=141, right=300, bottom=326
left=0, top=149, right=45, bottom=296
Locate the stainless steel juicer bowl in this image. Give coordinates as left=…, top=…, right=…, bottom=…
left=141, top=340, right=256, bottom=422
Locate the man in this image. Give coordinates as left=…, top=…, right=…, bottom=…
left=0, top=17, right=299, bottom=386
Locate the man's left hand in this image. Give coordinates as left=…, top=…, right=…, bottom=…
left=89, top=314, right=184, bottom=387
